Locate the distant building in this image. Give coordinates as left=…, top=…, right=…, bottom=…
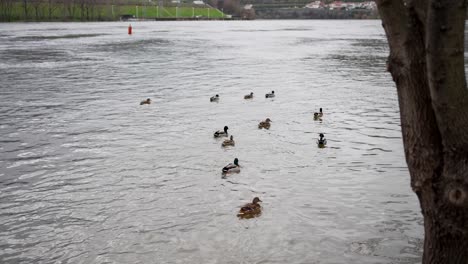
left=328, top=1, right=343, bottom=10
left=304, top=1, right=323, bottom=9
left=241, top=4, right=255, bottom=19
left=324, top=1, right=377, bottom=10
left=361, top=1, right=377, bottom=10
left=193, top=0, right=204, bottom=4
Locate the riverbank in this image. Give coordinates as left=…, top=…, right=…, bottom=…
left=256, top=8, right=378, bottom=19
left=0, top=3, right=226, bottom=22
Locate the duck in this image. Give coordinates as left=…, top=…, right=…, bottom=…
left=210, top=94, right=219, bottom=102
left=313, top=112, right=322, bottom=121
left=317, top=133, right=327, bottom=148
left=265, top=90, right=275, bottom=98
left=258, top=118, right=272, bottom=129
left=222, top=135, right=235, bottom=147
left=244, top=92, right=254, bottom=99
left=237, top=197, right=262, bottom=218
left=140, top=98, right=151, bottom=105
left=314, top=108, right=323, bottom=119
left=222, top=158, right=240, bottom=174
left=214, top=126, right=229, bottom=138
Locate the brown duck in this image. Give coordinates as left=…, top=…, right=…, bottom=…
left=244, top=92, right=254, bottom=99
left=140, top=98, right=151, bottom=105
left=222, top=135, right=235, bottom=147
left=237, top=197, right=262, bottom=218
left=258, top=118, right=272, bottom=129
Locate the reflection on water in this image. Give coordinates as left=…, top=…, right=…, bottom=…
left=0, top=20, right=423, bottom=263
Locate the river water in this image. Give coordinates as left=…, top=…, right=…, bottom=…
left=0, top=20, right=423, bottom=263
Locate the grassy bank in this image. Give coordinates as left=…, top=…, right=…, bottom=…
left=1, top=2, right=225, bottom=22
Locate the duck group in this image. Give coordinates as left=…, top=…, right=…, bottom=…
left=141, top=92, right=327, bottom=219
left=265, top=90, right=275, bottom=98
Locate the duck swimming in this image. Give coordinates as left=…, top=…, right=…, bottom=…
left=222, top=158, right=240, bottom=174
left=265, top=91, right=275, bottom=98
left=140, top=98, right=151, bottom=105
left=258, top=118, right=272, bottom=129
left=214, top=126, right=229, bottom=138
left=222, top=135, right=235, bottom=147
left=210, top=94, right=219, bottom=102
left=317, top=133, right=327, bottom=148
left=314, top=108, right=323, bottom=120
left=237, top=197, right=262, bottom=218
left=244, top=92, right=254, bottom=99
left=313, top=112, right=322, bottom=121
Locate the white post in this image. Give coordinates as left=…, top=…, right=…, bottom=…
left=192, top=7, right=194, bottom=18
left=111, top=5, right=114, bottom=18
left=136, top=5, right=138, bottom=18
left=207, top=8, right=209, bottom=18
left=176, top=6, right=178, bottom=18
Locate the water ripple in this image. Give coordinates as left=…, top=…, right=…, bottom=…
left=0, top=20, right=422, bottom=264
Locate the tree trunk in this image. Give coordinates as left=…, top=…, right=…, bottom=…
left=34, top=4, right=39, bottom=20
left=80, top=2, right=84, bottom=20
left=66, top=0, right=76, bottom=20
left=48, top=0, right=51, bottom=19
left=23, top=0, right=28, bottom=20
left=375, top=0, right=468, bottom=263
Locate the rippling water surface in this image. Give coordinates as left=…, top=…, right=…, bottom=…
left=0, top=20, right=423, bottom=263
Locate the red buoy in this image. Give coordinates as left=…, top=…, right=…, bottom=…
left=128, top=24, right=132, bottom=35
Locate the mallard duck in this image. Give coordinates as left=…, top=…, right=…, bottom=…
left=244, top=92, right=254, bottom=99
left=265, top=90, right=275, bottom=98
left=237, top=197, right=262, bottom=218
left=317, top=133, right=327, bottom=148
left=214, top=126, right=229, bottom=138
left=258, top=118, right=272, bottom=129
left=222, top=135, right=235, bottom=147
left=140, top=98, right=151, bottom=105
left=222, top=158, right=240, bottom=173
left=314, top=108, right=323, bottom=119
left=210, top=94, right=219, bottom=102
left=313, top=112, right=322, bottom=121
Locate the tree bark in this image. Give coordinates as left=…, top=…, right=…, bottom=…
left=376, top=0, right=468, bottom=263
left=23, top=0, right=29, bottom=20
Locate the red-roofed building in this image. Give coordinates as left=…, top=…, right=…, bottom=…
left=329, top=1, right=343, bottom=10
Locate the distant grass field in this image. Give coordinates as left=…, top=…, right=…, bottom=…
left=119, top=5, right=225, bottom=19
left=3, top=3, right=225, bottom=21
